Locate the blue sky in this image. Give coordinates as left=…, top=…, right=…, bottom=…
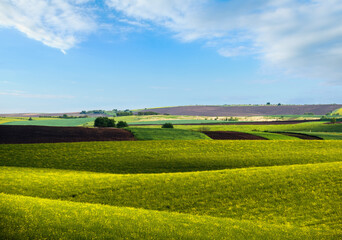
left=0, top=0, right=341, bottom=113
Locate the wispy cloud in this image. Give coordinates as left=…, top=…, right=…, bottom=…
left=106, top=0, right=342, bottom=84
left=0, top=0, right=96, bottom=53
left=0, top=90, right=74, bottom=99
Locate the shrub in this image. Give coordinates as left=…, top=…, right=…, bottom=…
left=117, top=121, right=128, bottom=128
left=94, top=117, right=115, bottom=127
left=162, top=123, right=174, bottom=128
left=331, top=118, right=336, bottom=124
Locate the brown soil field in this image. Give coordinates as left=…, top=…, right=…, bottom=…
left=0, top=125, right=135, bottom=144
left=141, top=104, right=342, bottom=116
left=202, top=131, right=267, bottom=140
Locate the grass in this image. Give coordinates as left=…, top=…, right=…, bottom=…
left=1, top=141, right=342, bottom=174
left=2, top=117, right=96, bottom=127
left=0, top=162, right=341, bottom=232
left=1, top=193, right=334, bottom=240
left=174, top=121, right=342, bottom=132
left=127, top=127, right=211, bottom=140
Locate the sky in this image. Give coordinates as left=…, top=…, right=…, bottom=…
left=0, top=0, right=342, bottom=113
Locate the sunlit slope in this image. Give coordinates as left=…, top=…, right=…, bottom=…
left=1, top=162, right=341, bottom=230
left=1, top=141, right=342, bottom=173
left=1, top=193, right=334, bottom=240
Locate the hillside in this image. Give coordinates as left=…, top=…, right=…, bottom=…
left=141, top=104, right=342, bottom=116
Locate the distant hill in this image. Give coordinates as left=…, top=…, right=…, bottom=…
left=140, top=104, right=342, bottom=116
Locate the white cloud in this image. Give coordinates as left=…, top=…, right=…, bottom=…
left=0, top=0, right=96, bottom=52
left=106, top=0, right=342, bottom=83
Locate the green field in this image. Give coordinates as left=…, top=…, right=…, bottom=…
left=0, top=117, right=52, bottom=124
left=1, top=139, right=341, bottom=238
left=128, top=127, right=211, bottom=140
left=1, top=141, right=342, bottom=174
left=174, top=121, right=342, bottom=132
left=1, top=193, right=329, bottom=240
left=2, top=117, right=96, bottom=127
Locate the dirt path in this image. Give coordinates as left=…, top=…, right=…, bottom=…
left=202, top=131, right=267, bottom=140
left=0, top=125, right=135, bottom=144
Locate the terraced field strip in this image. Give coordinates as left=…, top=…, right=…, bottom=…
left=1, top=141, right=342, bottom=174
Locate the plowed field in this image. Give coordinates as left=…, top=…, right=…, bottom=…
left=0, top=125, right=135, bottom=144
left=202, top=131, right=267, bottom=140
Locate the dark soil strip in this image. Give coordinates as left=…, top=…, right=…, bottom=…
left=273, top=132, right=323, bottom=140
left=0, top=125, right=135, bottom=144
left=202, top=131, right=267, bottom=140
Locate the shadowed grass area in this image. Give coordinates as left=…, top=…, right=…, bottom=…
left=1, top=162, right=341, bottom=230
left=1, top=193, right=336, bottom=240
left=1, top=141, right=342, bottom=174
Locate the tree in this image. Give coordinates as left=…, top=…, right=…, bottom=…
left=331, top=118, right=337, bottom=124
left=162, top=123, right=173, bottom=128
left=94, top=117, right=115, bottom=127
left=266, top=102, right=271, bottom=105
left=117, top=121, right=128, bottom=128
left=28, top=117, right=33, bottom=121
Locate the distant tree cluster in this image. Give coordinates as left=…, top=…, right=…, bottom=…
left=94, top=117, right=128, bottom=128
left=94, top=117, right=115, bottom=127
left=81, top=110, right=107, bottom=114
left=81, top=109, right=134, bottom=117
left=137, top=111, right=159, bottom=115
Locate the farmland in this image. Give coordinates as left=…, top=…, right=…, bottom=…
left=1, top=113, right=341, bottom=239
left=140, top=104, right=342, bottom=116
left=1, top=141, right=342, bottom=174
left=128, top=127, right=211, bottom=140
left=2, top=117, right=96, bottom=127
left=169, top=121, right=341, bottom=132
